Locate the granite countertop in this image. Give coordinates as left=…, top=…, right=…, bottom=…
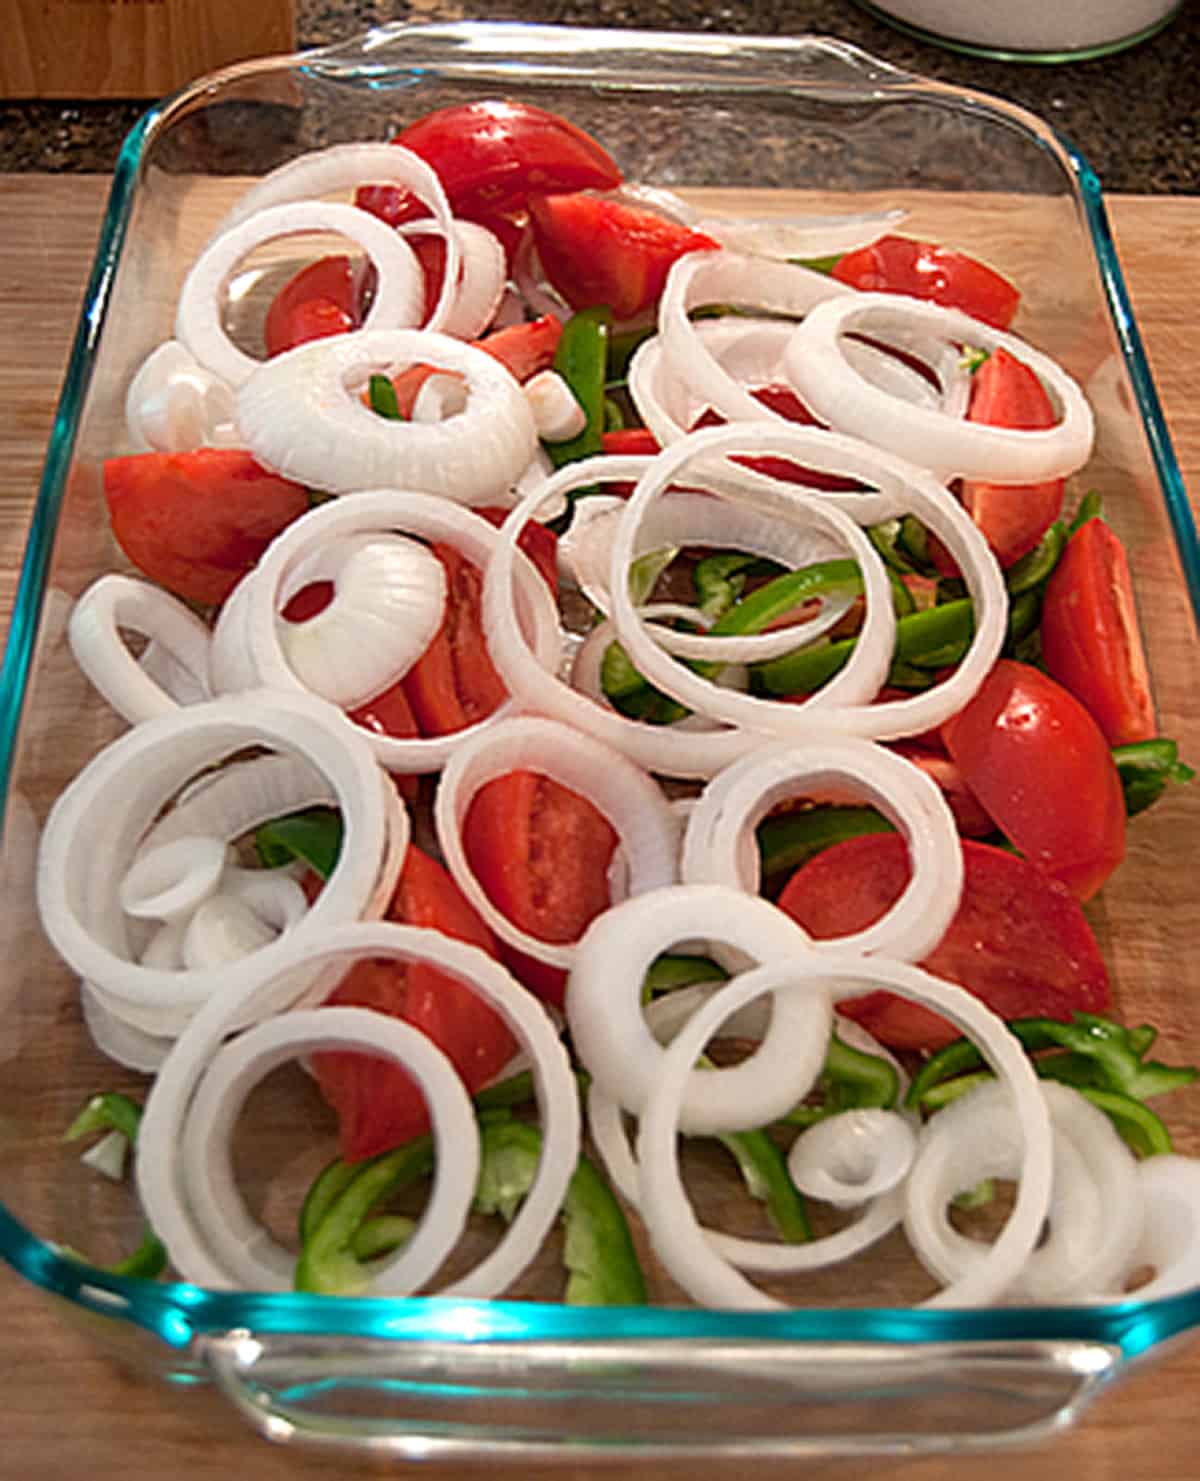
left=1, top=0, right=1196, bottom=193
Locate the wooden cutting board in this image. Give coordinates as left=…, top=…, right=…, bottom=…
left=1, top=174, right=1199, bottom=1480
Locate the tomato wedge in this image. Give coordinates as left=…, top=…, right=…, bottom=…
left=528, top=193, right=719, bottom=320
left=942, top=659, right=1126, bottom=901
left=355, top=101, right=622, bottom=229
left=777, top=833, right=1111, bottom=1052
left=103, top=449, right=309, bottom=606
left=462, top=771, right=619, bottom=1008
left=831, top=235, right=1020, bottom=330
left=1040, top=516, right=1156, bottom=746
left=955, top=347, right=1066, bottom=568
left=311, top=845, right=516, bottom=1162
left=263, top=254, right=368, bottom=356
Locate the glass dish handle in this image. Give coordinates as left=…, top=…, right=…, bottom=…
left=301, top=20, right=918, bottom=93
left=199, top=1328, right=1122, bottom=1459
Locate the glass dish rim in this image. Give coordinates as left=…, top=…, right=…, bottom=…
left=1, top=18, right=1198, bottom=1363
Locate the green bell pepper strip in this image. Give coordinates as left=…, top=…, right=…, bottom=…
left=778, top=1033, right=901, bottom=1127
left=1067, top=489, right=1104, bottom=535
left=643, top=952, right=730, bottom=995
left=756, top=804, right=895, bottom=885
left=255, top=806, right=341, bottom=880
left=692, top=551, right=774, bottom=622
left=64, top=1092, right=167, bottom=1279
left=754, top=597, right=975, bottom=696
left=543, top=306, right=613, bottom=468
left=715, top=1129, right=812, bottom=1243
left=867, top=516, right=932, bottom=577
left=472, top=1119, right=647, bottom=1305
left=1075, top=1087, right=1173, bottom=1157
left=368, top=372, right=404, bottom=420
left=1004, top=520, right=1066, bottom=596
left=296, top=1136, right=436, bottom=1295
left=1113, top=738, right=1195, bottom=817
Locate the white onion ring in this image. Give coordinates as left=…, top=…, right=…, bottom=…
left=208, top=490, right=561, bottom=775
left=690, top=207, right=905, bottom=262
left=211, top=141, right=462, bottom=336
left=635, top=953, right=1051, bottom=1309
left=177, top=202, right=425, bottom=389
left=904, top=1080, right=1142, bottom=1304
left=433, top=715, right=681, bottom=972
left=36, top=691, right=407, bottom=1037
left=180, top=1007, right=480, bottom=1292
left=787, top=1109, right=917, bottom=1208
left=124, top=340, right=238, bottom=452
left=137, top=921, right=579, bottom=1296
left=783, top=294, right=1095, bottom=481
left=606, top=423, right=1008, bottom=740
left=118, top=835, right=228, bottom=924
left=558, top=485, right=853, bottom=664
left=657, top=251, right=850, bottom=432
left=566, top=884, right=829, bottom=1135
left=483, top=459, right=758, bottom=780
left=397, top=218, right=506, bottom=341
left=1117, top=1155, right=1200, bottom=1302
left=235, top=328, right=537, bottom=502
left=68, top=575, right=213, bottom=725
left=679, top=734, right=964, bottom=963
left=275, top=534, right=447, bottom=708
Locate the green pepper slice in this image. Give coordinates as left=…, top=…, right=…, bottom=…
left=65, top=1092, right=167, bottom=1279
left=543, top=306, right=613, bottom=467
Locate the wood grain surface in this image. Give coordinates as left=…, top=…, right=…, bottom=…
left=1, top=175, right=1199, bottom=1480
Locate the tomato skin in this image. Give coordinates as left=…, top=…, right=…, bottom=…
left=831, top=235, right=1020, bottom=330
left=888, top=743, right=996, bottom=837
left=312, top=846, right=516, bottom=1162
left=956, top=348, right=1066, bottom=568
left=103, top=449, right=309, bottom=606
left=602, top=427, right=661, bottom=456
left=263, top=254, right=367, bottom=356
left=528, top=193, right=718, bottom=320
left=942, top=660, right=1126, bottom=901
left=399, top=543, right=508, bottom=737
left=462, top=771, right=619, bottom=1009
left=473, top=314, right=563, bottom=381
left=691, top=386, right=863, bottom=494
left=777, top=834, right=1111, bottom=1051
left=1040, top=517, right=1156, bottom=746
left=356, top=101, right=622, bottom=229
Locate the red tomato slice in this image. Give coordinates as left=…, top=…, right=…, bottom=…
left=103, top=449, right=309, bottom=607
left=777, top=833, right=1111, bottom=1052
left=462, top=771, right=619, bottom=1008
left=602, top=427, right=661, bottom=456
left=942, top=659, right=1126, bottom=901
left=888, top=743, right=996, bottom=837
left=263, top=254, right=368, bottom=356
left=385, top=315, right=564, bottom=418
left=355, top=101, right=622, bottom=229
left=312, top=846, right=516, bottom=1161
left=528, top=193, right=718, bottom=320
left=690, top=384, right=867, bottom=495
left=399, top=543, right=508, bottom=737
left=475, top=505, right=560, bottom=595
left=831, top=235, right=1020, bottom=330
left=1040, top=516, right=1156, bottom=746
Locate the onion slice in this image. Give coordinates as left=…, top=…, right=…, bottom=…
left=68, top=575, right=213, bottom=725
left=36, top=691, right=407, bottom=1038
left=635, top=953, right=1051, bottom=1309
left=124, top=340, right=238, bottom=452
left=176, top=202, right=426, bottom=389
left=783, top=293, right=1095, bottom=481
left=680, top=733, right=964, bottom=963
left=235, top=328, right=538, bottom=502
left=566, top=883, right=829, bottom=1135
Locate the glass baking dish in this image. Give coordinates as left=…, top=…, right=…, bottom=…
left=2, top=19, right=1198, bottom=1462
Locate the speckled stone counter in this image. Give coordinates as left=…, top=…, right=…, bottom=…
left=1, top=1, right=1195, bottom=193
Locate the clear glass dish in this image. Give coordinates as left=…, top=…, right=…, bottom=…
left=1, top=20, right=1198, bottom=1462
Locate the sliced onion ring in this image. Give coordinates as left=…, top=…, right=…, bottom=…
left=483, top=458, right=758, bottom=780
left=212, top=141, right=462, bottom=335
left=177, top=202, right=425, bottom=389
left=36, top=691, right=407, bottom=1037
left=137, top=921, right=579, bottom=1296
left=680, top=733, right=963, bottom=963
left=208, top=490, right=561, bottom=775
left=566, top=884, right=828, bottom=1135
left=433, top=715, right=681, bottom=972
left=68, top=575, right=213, bottom=726
left=235, top=328, right=537, bottom=502
left=635, top=953, right=1051, bottom=1309
left=783, top=293, right=1095, bottom=481
left=787, top=1109, right=917, bottom=1208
